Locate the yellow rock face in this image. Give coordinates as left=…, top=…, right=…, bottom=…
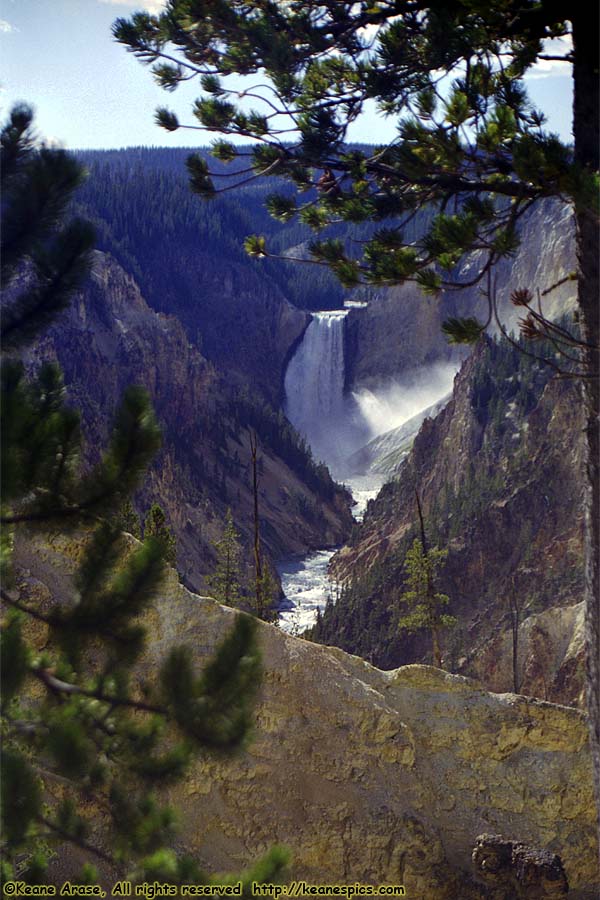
left=139, top=569, right=597, bottom=898
left=13, top=536, right=599, bottom=898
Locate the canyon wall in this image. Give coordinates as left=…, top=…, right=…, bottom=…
left=318, top=335, right=586, bottom=697
left=344, top=199, right=576, bottom=390
left=28, top=252, right=352, bottom=592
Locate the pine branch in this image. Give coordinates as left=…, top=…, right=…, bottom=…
left=1, top=587, right=56, bottom=625
left=32, top=668, right=165, bottom=715
left=36, top=815, right=115, bottom=866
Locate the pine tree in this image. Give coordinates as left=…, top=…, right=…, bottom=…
left=144, top=502, right=177, bottom=566
left=0, top=106, right=287, bottom=888
left=397, top=538, right=456, bottom=669
left=255, top=562, right=278, bottom=625
left=249, top=432, right=278, bottom=624
left=116, top=497, right=142, bottom=539
left=114, top=0, right=600, bottom=822
left=207, top=508, right=243, bottom=607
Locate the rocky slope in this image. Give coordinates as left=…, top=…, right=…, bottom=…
left=467, top=602, right=586, bottom=709
left=344, top=199, right=576, bottom=390
left=345, top=394, right=451, bottom=477
left=316, top=335, right=586, bottom=704
left=28, top=252, right=352, bottom=592
left=12, top=532, right=599, bottom=898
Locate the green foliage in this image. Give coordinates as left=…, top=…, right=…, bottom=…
left=207, top=508, right=243, bottom=607
left=210, top=139, right=237, bottom=162
left=244, top=234, right=267, bottom=257
left=252, top=562, right=278, bottom=624
left=116, top=497, right=142, bottom=539
left=155, top=107, right=180, bottom=131
left=186, top=153, right=215, bottom=198
left=0, top=106, right=277, bottom=885
left=1, top=751, right=42, bottom=845
left=161, top=614, right=260, bottom=750
left=1, top=104, right=95, bottom=349
left=266, top=194, right=297, bottom=223
left=144, top=502, right=177, bottom=565
left=0, top=613, right=29, bottom=703
left=442, top=317, right=486, bottom=345
left=396, top=538, right=455, bottom=639
left=113, top=0, right=593, bottom=306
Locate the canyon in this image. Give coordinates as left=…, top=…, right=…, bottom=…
left=10, top=144, right=594, bottom=894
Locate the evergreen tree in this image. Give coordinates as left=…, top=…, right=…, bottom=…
left=254, top=562, right=278, bottom=625
left=207, top=508, right=243, bottom=607
left=397, top=538, right=456, bottom=668
left=144, top=502, right=177, bottom=566
left=248, top=432, right=278, bottom=624
left=114, top=1, right=600, bottom=821
left=116, top=497, right=142, bottom=539
left=0, top=106, right=287, bottom=888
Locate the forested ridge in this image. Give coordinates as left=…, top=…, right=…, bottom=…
left=75, top=146, right=347, bottom=320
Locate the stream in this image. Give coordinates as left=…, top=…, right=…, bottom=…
left=277, top=474, right=383, bottom=634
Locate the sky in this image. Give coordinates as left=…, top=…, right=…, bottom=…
left=0, top=0, right=575, bottom=151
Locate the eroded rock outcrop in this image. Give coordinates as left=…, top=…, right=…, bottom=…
left=472, top=833, right=569, bottom=898
left=14, top=534, right=598, bottom=899
left=464, top=603, right=586, bottom=709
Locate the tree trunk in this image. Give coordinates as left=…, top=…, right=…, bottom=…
left=250, top=431, right=263, bottom=617
left=509, top=594, right=520, bottom=694
left=572, top=7, right=600, bottom=839
left=432, top=627, right=442, bottom=669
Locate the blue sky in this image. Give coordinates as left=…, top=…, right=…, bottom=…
left=1, top=0, right=574, bottom=151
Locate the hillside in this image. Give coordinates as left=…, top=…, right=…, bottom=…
left=313, top=335, right=586, bottom=706
left=28, top=251, right=353, bottom=593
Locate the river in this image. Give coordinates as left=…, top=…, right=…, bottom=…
left=276, top=473, right=383, bottom=634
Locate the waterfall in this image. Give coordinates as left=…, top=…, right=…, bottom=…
left=284, top=310, right=359, bottom=471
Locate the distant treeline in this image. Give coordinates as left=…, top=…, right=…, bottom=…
left=75, top=145, right=347, bottom=312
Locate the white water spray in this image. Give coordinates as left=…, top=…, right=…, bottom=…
left=284, top=310, right=365, bottom=472
left=279, top=308, right=456, bottom=633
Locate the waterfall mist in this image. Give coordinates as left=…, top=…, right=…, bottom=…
left=352, top=362, right=458, bottom=438
left=284, top=311, right=457, bottom=478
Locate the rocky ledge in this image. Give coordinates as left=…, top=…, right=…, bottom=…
left=14, top=535, right=599, bottom=898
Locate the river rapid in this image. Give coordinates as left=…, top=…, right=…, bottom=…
left=276, top=474, right=383, bottom=635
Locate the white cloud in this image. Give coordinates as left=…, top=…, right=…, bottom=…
left=526, top=35, right=572, bottom=80
left=98, top=0, right=167, bottom=13
left=0, top=19, right=17, bottom=33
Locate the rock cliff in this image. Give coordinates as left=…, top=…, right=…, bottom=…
left=466, top=602, right=586, bottom=710
left=28, top=252, right=352, bottom=592
left=317, top=335, right=586, bottom=701
left=344, top=199, right=576, bottom=390
left=13, top=533, right=599, bottom=899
